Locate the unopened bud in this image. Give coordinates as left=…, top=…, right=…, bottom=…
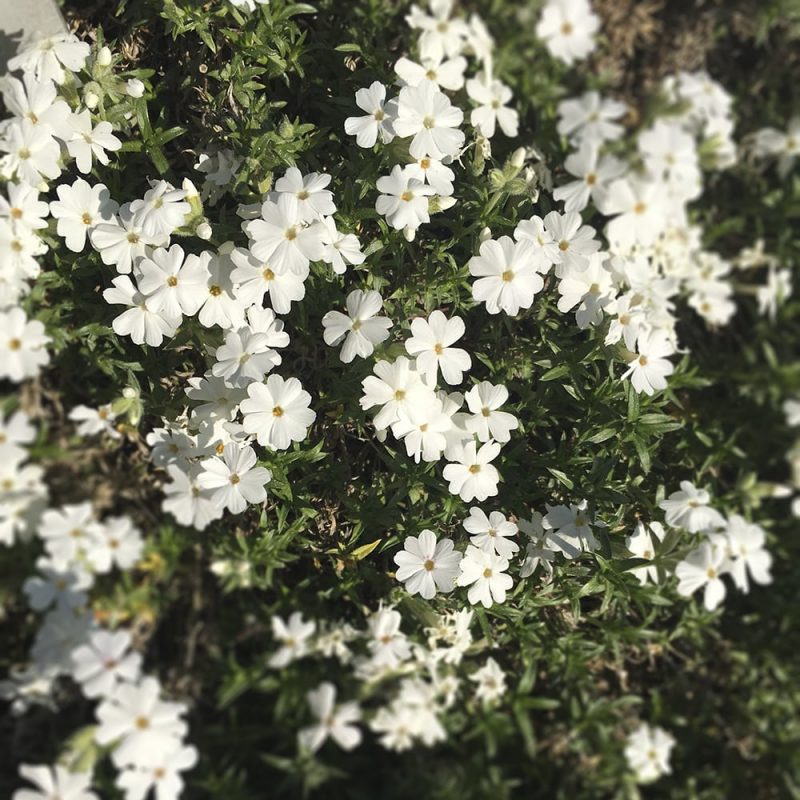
left=510, top=146, right=526, bottom=168
left=479, top=226, right=492, bottom=242
left=84, top=91, right=99, bottom=110
left=196, top=221, right=212, bottom=240
left=122, top=387, right=137, bottom=400
left=126, top=78, right=145, bottom=98
left=97, top=46, right=112, bottom=66
left=403, top=226, right=417, bottom=242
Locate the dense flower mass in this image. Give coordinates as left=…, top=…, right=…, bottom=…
left=1, top=0, right=797, bottom=797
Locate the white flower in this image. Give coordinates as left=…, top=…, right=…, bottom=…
left=322, top=289, right=392, bottom=363
left=393, top=81, right=465, bottom=160
left=466, top=73, right=518, bottom=138
left=360, top=356, right=434, bottom=431
left=624, top=723, right=675, bottom=783
left=49, top=178, right=118, bottom=253
left=0, top=181, right=49, bottom=232
left=13, top=763, right=98, bottom=800
left=298, top=682, right=362, bottom=753
left=557, top=252, right=616, bottom=329
left=23, top=565, right=90, bottom=611
left=129, top=180, right=190, bottom=240
left=621, top=329, right=675, bottom=396
left=557, top=91, right=627, bottom=146
left=675, top=541, right=728, bottom=611
left=543, top=210, right=601, bottom=276
left=625, top=521, right=665, bottom=584
left=244, top=193, right=325, bottom=273
left=407, top=0, right=468, bottom=62
left=344, top=81, right=396, bottom=148
left=69, top=404, right=121, bottom=439
left=162, top=464, right=222, bottom=531
left=0, top=119, right=62, bottom=187
left=543, top=500, right=600, bottom=558
left=442, top=440, right=502, bottom=502
left=71, top=629, right=142, bottom=698
left=394, top=55, right=467, bottom=92
left=94, top=676, right=188, bottom=768
left=0, top=409, right=35, bottom=462
left=103, top=275, right=179, bottom=347
left=269, top=611, right=316, bottom=668
left=463, top=507, right=519, bottom=558
left=115, top=745, right=198, bottom=800
left=757, top=266, right=792, bottom=320
left=0, top=219, right=47, bottom=280
left=375, top=165, right=436, bottom=231
left=659, top=481, right=725, bottom=533
left=469, top=236, right=543, bottom=315
left=137, top=245, right=210, bottom=319
left=230, top=246, right=308, bottom=315
left=393, top=529, right=462, bottom=599
left=0, top=73, right=73, bottom=140
left=274, top=167, right=336, bottom=222
left=0, top=308, right=50, bottom=382
left=366, top=606, right=411, bottom=667
left=519, top=512, right=558, bottom=576
left=185, top=374, right=246, bottom=424
left=718, top=515, right=772, bottom=592
left=403, top=155, right=455, bottom=196
left=126, top=78, right=145, bottom=98
left=405, top=310, right=471, bottom=386
left=239, top=374, right=316, bottom=451
left=456, top=544, right=512, bottom=607
left=211, top=326, right=282, bottom=388
left=67, top=109, right=122, bottom=174
left=319, top=216, right=365, bottom=275
left=536, top=0, right=600, bottom=65
left=391, top=396, right=453, bottom=463
left=469, top=657, right=506, bottom=703
left=600, top=178, right=669, bottom=249
left=464, top=381, right=518, bottom=442
left=553, top=142, right=626, bottom=212
left=37, top=502, right=101, bottom=569
left=89, top=203, right=164, bottom=275
left=8, top=33, right=91, bottom=83
left=86, top=516, right=144, bottom=573
left=197, top=249, right=245, bottom=329
left=197, top=442, right=271, bottom=514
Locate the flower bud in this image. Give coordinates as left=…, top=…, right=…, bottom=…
left=403, top=226, right=417, bottom=242
left=510, top=146, right=526, bottom=168
left=196, top=221, right=212, bottom=240
left=126, top=78, right=145, bottom=98
left=122, top=387, right=138, bottom=400
left=84, top=91, right=99, bottom=110
left=97, top=46, right=112, bottom=66
left=479, top=226, right=492, bottom=243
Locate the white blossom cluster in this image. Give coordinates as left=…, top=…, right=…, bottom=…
left=257, top=602, right=508, bottom=754
left=0, top=410, right=196, bottom=800
left=344, top=0, right=519, bottom=240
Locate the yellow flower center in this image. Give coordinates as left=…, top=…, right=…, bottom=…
left=272, top=406, right=284, bottom=417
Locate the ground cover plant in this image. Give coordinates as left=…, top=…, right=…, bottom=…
left=1, top=0, right=799, bottom=797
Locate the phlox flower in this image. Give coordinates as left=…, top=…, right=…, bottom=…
left=298, top=682, right=362, bottom=754
left=196, top=442, right=271, bottom=514
left=624, top=723, right=675, bottom=784
left=553, top=142, right=626, bottom=212
left=49, top=178, right=118, bottom=253
left=70, top=629, right=142, bottom=699
left=0, top=219, right=47, bottom=280
left=375, top=165, right=436, bottom=231
left=0, top=409, right=35, bottom=462
left=403, top=155, right=455, bottom=196
left=89, top=203, right=164, bottom=275
left=322, top=289, right=392, bottom=363
left=394, top=55, right=467, bottom=92
left=239, top=374, right=316, bottom=451
left=103, top=275, right=179, bottom=348
left=344, top=81, right=396, bottom=148
left=162, top=464, right=222, bottom=531
left=230, top=246, right=308, bottom=314
left=0, top=308, right=51, bottom=381
left=543, top=210, right=601, bottom=276
left=197, top=249, right=245, bottom=329
left=519, top=512, right=558, bottom=576
left=360, top=356, right=434, bottom=431
left=0, top=73, right=73, bottom=140
left=211, top=326, right=282, bottom=388
left=469, top=235, right=543, bottom=315
left=469, top=657, right=507, bottom=704
left=269, top=611, right=316, bottom=668
left=68, top=404, right=120, bottom=439
left=37, top=502, right=101, bottom=569
left=464, top=381, right=518, bottom=443
left=675, top=540, right=728, bottom=611
left=23, top=564, right=90, bottom=611
left=393, top=529, right=462, bottom=599
left=366, top=606, right=411, bottom=668
left=625, top=520, right=666, bottom=585
left=557, top=91, right=627, bottom=147
left=393, top=81, right=465, bottom=160
left=137, top=245, right=210, bottom=319
left=185, top=374, right=247, bottom=424
left=86, top=515, right=143, bottom=573
left=442, top=440, right=502, bottom=502
left=405, top=310, right=471, bottom=385
left=406, top=0, right=468, bottom=62
left=115, top=744, right=198, bottom=800
left=716, top=515, right=772, bottom=592
left=67, top=109, right=122, bottom=174
left=659, top=481, right=725, bottom=533
left=600, top=178, right=669, bottom=250
left=7, top=33, right=91, bottom=83
left=319, top=216, right=365, bottom=275
left=556, top=252, right=616, bottom=329
left=94, top=676, right=188, bottom=769
left=129, top=180, right=190, bottom=240
left=0, top=182, right=49, bottom=233
left=463, top=507, right=519, bottom=559
left=536, top=0, right=600, bottom=65
left=466, top=73, right=519, bottom=138
left=543, top=500, right=601, bottom=559
left=274, top=167, right=336, bottom=223
left=12, top=763, right=98, bottom=800
left=456, top=544, right=512, bottom=608
left=621, top=328, right=675, bottom=396
left=391, top=395, right=453, bottom=463
left=0, top=119, right=62, bottom=187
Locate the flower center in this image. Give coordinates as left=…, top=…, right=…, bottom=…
left=18, top=147, right=31, bottom=160
left=483, top=567, right=493, bottom=578
left=422, top=116, right=436, bottom=129
left=135, top=716, right=150, bottom=730
left=501, top=269, right=514, bottom=282
left=8, top=338, right=22, bottom=350
left=297, top=190, right=310, bottom=200
left=706, top=567, right=717, bottom=579
left=559, top=240, right=569, bottom=251
left=619, top=313, right=631, bottom=325
left=10, top=207, right=22, bottom=219
left=424, top=559, right=435, bottom=571
left=400, top=190, right=414, bottom=202
left=561, top=22, right=573, bottom=35
left=262, top=267, right=275, bottom=280
left=394, top=389, right=406, bottom=401
left=468, top=464, right=481, bottom=474
left=285, top=227, right=297, bottom=241
left=420, top=157, right=431, bottom=169
left=230, top=474, right=241, bottom=485
left=209, top=285, right=222, bottom=296
left=373, top=109, right=385, bottom=122
left=82, top=212, right=92, bottom=225
left=272, top=406, right=284, bottom=417
left=634, top=202, right=647, bottom=215
left=638, top=355, right=648, bottom=366
left=127, top=232, right=140, bottom=243
left=481, top=407, right=491, bottom=417
left=586, top=173, right=597, bottom=185
left=434, top=343, right=443, bottom=354
left=351, top=319, right=362, bottom=331
left=167, top=276, right=178, bottom=287
left=425, top=69, right=437, bottom=81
